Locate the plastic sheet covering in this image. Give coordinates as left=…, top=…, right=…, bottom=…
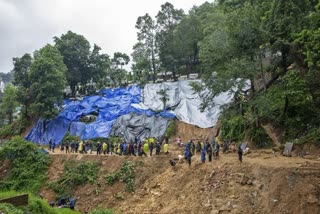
left=70, top=122, right=86, bottom=137
left=110, top=112, right=171, bottom=142
left=81, top=120, right=115, bottom=140
left=25, top=117, right=69, bottom=145
left=140, top=80, right=234, bottom=128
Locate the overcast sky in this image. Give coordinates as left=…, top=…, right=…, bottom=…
left=0, top=0, right=210, bottom=73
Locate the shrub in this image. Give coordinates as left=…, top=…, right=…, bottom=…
left=165, top=120, right=175, bottom=138
left=49, top=160, right=99, bottom=198
left=104, top=161, right=135, bottom=192
left=0, top=136, right=50, bottom=193
left=0, top=203, right=23, bottom=214
left=89, top=208, right=115, bottom=214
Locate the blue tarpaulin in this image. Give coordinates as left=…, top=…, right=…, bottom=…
left=25, top=85, right=176, bottom=145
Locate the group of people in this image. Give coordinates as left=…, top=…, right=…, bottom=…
left=52, top=136, right=170, bottom=157
left=171, top=136, right=244, bottom=167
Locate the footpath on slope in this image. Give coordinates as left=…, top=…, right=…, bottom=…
left=41, top=144, right=320, bottom=214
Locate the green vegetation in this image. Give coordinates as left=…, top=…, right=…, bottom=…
left=0, top=191, right=80, bottom=214
left=49, top=160, right=99, bottom=198
left=165, top=120, right=175, bottom=138
left=89, top=208, right=115, bottom=214
left=0, top=136, right=50, bottom=193
left=105, top=161, right=135, bottom=192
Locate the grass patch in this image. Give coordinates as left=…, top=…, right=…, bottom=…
left=104, top=161, right=135, bottom=192
left=49, top=160, right=99, bottom=198
left=0, top=191, right=80, bottom=214
left=0, top=136, right=51, bottom=193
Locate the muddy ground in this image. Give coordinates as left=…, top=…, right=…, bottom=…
left=40, top=144, right=320, bottom=214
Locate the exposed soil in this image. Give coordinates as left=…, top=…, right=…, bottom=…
left=40, top=146, right=320, bottom=214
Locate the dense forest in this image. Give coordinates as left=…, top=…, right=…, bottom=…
left=0, top=0, right=320, bottom=146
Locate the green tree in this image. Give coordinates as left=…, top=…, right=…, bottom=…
left=131, top=42, right=150, bottom=85
left=54, top=31, right=91, bottom=96
left=12, top=53, right=33, bottom=119
left=0, top=84, right=18, bottom=124
left=156, top=2, right=184, bottom=80
left=135, top=13, right=158, bottom=82
left=88, top=44, right=111, bottom=89
left=29, top=44, right=67, bottom=119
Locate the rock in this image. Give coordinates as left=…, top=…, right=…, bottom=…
left=240, top=175, right=249, bottom=185
left=251, top=191, right=258, bottom=197
left=247, top=179, right=253, bottom=185
left=151, top=182, right=160, bottom=188
left=229, top=195, right=238, bottom=199
left=204, top=203, right=211, bottom=208
left=210, top=170, right=216, bottom=178
left=210, top=210, right=219, bottom=214
left=307, top=194, right=318, bottom=204
left=226, top=201, right=231, bottom=207
left=220, top=205, right=231, bottom=211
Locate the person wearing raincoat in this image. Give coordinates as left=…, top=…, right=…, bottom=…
left=102, top=142, right=108, bottom=155
left=163, top=142, right=169, bottom=154
left=79, top=141, right=84, bottom=154
left=143, top=141, right=149, bottom=156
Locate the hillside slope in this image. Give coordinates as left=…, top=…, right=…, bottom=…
left=40, top=147, right=320, bottom=214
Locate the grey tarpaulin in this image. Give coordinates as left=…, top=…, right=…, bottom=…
left=110, top=112, right=171, bottom=142
left=134, top=80, right=234, bottom=128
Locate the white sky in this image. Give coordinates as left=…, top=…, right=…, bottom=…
left=0, top=0, right=210, bottom=73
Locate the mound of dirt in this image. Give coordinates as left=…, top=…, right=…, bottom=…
left=40, top=147, right=320, bottom=214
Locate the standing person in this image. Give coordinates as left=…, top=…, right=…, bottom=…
left=206, top=142, right=213, bottom=162
left=102, top=142, right=108, bottom=155
left=223, top=140, right=228, bottom=153
left=137, top=142, right=142, bottom=156
left=165, top=134, right=169, bottom=145
left=65, top=140, right=69, bottom=154
left=191, top=140, right=195, bottom=155
left=79, top=141, right=83, bottom=154
left=184, top=147, right=193, bottom=166
left=175, top=136, right=181, bottom=146
left=96, top=142, right=102, bottom=155
left=60, top=141, right=64, bottom=152
left=201, top=144, right=206, bottom=163
left=238, top=144, right=243, bottom=163
left=155, top=142, right=161, bottom=155
left=75, top=141, right=79, bottom=153
left=143, top=141, right=149, bottom=157
left=215, top=143, right=220, bottom=159
left=89, top=141, right=93, bottom=154
left=130, top=143, right=136, bottom=156
left=163, top=142, right=169, bottom=154
left=48, top=139, right=52, bottom=152
left=149, top=141, right=154, bottom=156
left=51, top=141, right=56, bottom=153
left=196, top=141, right=201, bottom=153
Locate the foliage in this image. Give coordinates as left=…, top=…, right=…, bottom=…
left=104, top=161, right=135, bottom=192
left=0, top=136, right=50, bottom=193
left=0, top=124, right=15, bottom=138
left=89, top=208, right=115, bottom=214
left=54, top=31, right=91, bottom=96
left=157, top=88, right=169, bottom=110
left=134, top=13, right=158, bottom=82
left=0, top=84, right=18, bottom=124
left=0, top=191, right=81, bottom=214
left=29, top=44, right=67, bottom=119
left=49, top=160, right=99, bottom=198
left=165, top=120, right=175, bottom=138
left=0, top=203, right=23, bottom=214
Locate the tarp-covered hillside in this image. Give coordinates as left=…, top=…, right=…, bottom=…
left=25, top=80, right=234, bottom=145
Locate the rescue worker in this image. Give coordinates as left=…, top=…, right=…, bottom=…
left=206, top=141, right=213, bottom=162
left=201, top=143, right=206, bottom=163
left=156, top=142, right=161, bottom=155
left=96, top=141, right=102, bottom=155
left=102, top=142, right=108, bottom=155
left=79, top=141, right=83, bottom=154
left=164, top=142, right=169, bottom=154
left=149, top=141, right=154, bottom=156
left=143, top=141, right=149, bottom=156
left=238, top=144, right=243, bottom=163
